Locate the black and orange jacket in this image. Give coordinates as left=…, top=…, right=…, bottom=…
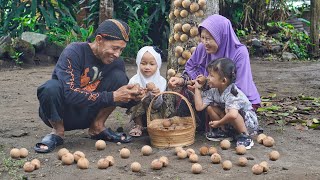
left=52, top=42, right=115, bottom=107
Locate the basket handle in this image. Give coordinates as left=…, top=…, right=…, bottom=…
left=147, top=91, right=196, bottom=127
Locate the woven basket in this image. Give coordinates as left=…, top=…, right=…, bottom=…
left=147, top=91, right=196, bottom=148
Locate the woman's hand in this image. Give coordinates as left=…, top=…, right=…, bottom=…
left=168, top=77, right=184, bottom=89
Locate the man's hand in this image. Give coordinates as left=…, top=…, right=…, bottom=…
left=113, top=84, right=144, bottom=103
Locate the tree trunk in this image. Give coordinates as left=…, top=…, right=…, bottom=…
left=167, top=0, right=219, bottom=75
left=310, top=0, right=320, bottom=58
left=165, top=0, right=219, bottom=117
left=99, top=0, right=114, bottom=24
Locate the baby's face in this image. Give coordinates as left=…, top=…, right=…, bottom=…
left=139, top=52, right=158, bottom=78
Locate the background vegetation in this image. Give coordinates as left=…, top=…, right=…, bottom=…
left=0, top=0, right=315, bottom=60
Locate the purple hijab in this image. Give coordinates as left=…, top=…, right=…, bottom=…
left=185, top=14, right=261, bottom=104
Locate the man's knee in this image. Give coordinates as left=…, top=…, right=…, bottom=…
left=98, top=69, right=128, bottom=92
left=37, top=79, right=63, bottom=99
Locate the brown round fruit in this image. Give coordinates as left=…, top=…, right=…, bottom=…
left=19, top=148, right=29, bottom=158
left=186, top=148, right=196, bottom=157
left=178, top=57, right=187, bottom=66
left=58, top=148, right=69, bottom=160
left=131, top=162, right=141, bottom=172
left=174, top=0, right=182, bottom=7
left=257, top=133, right=267, bottom=144
left=195, top=10, right=204, bottom=17
left=269, top=150, right=280, bottom=161
left=151, top=159, right=163, bottom=170
left=77, top=157, right=89, bottom=169
left=220, top=139, right=231, bottom=150
left=263, top=136, right=275, bottom=147
left=199, top=146, right=209, bottom=156
left=97, top=158, right=110, bottom=169
left=95, top=140, right=107, bottom=150
left=23, top=162, right=35, bottom=172
left=73, top=151, right=86, bottom=162
left=182, top=50, right=191, bottom=59
left=210, top=153, right=221, bottom=164
left=10, top=148, right=20, bottom=159
left=190, top=27, right=199, bottom=37
left=252, top=164, right=263, bottom=175
left=238, top=157, right=248, bottom=167
left=141, top=145, right=153, bottom=156
left=190, top=2, right=200, bottom=12
left=191, top=163, right=202, bottom=174
left=169, top=12, right=175, bottom=20
left=175, top=146, right=183, bottom=154
left=198, top=0, right=207, bottom=7
left=259, top=161, right=269, bottom=172
left=31, top=159, right=41, bottom=169
left=182, top=0, right=191, bottom=8
left=180, top=10, right=189, bottom=18
left=175, top=46, right=184, bottom=55
left=222, top=160, right=232, bottom=170
left=208, top=147, right=218, bottom=155
left=235, top=145, right=246, bottom=155
left=189, top=153, right=199, bottom=163
left=162, top=119, right=172, bottom=127
left=174, top=23, right=182, bottom=32
left=177, top=149, right=188, bottom=159
left=173, top=33, right=181, bottom=41
left=61, top=153, right=74, bottom=165
left=159, top=156, right=169, bottom=167
left=190, top=46, right=197, bottom=54
left=120, top=148, right=130, bottom=159
left=180, top=34, right=189, bottom=42
left=182, top=23, right=191, bottom=33
left=173, top=9, right=180, bottom=17
left=167, top=69, right=176, bottom=77
left=105, top=156, right=115, bottom=166
left=146, top=82, right=156, bottom=91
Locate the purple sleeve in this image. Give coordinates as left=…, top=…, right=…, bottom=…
left=184, top=44, right=206, bottom=80
left=54, top=48, right=115, bottom=107
left=233, top=48, right=261, bottom=104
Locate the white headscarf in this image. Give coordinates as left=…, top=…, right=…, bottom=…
left=128, top=46, right=167, bottom=92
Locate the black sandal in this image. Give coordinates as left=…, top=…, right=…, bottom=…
left=90, top=128, right=132, bottom=143
left=34, top=134, right=64, bottom=153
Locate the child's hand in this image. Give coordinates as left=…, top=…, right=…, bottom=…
left=187, top=80, right=196, bottom=92
left=194, top=80, right=203, bottom=89
left=209, top=120, right=220, bottom=128
left=151, top=87, right=160, bottom=96
left=133, top=87, right=146, bottom=101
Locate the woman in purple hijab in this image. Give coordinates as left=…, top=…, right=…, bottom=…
left=169, top=14, right=261, bottom=107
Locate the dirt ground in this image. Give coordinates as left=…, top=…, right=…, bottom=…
left=0, top=58, right=320, bottom=180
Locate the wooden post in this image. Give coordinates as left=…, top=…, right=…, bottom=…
left=99, top=0, right=114, bottom=24
left=310, top=0, right=320, bottom=57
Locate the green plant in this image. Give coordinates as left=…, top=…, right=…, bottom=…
left=119, top=3, right=153, bottom=59
left=9, top=51, right=23, bottom=65
left=114, top=110, right=125, bottom=127
left=114, top=0, right=170, bottom=57
left=236, top=29, right=248, bottom=37
left=0, top=145, right=25, bottom=180
left=267, top=21, right=311, bottom=59
left=0, top=0, right=81, bottom=39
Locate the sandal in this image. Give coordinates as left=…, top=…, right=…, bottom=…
left=90, top=128, right=132, bottom=143
left=129, top=124, right=144, bottom=137
left=34, top=134, right=64, bottom=153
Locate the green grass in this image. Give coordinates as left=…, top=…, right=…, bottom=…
left=0, top=145, right=26, bottom=180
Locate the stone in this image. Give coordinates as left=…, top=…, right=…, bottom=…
left=282, top=52, right=298, bottom=61
left=21, top=32, right=48, bottom=51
